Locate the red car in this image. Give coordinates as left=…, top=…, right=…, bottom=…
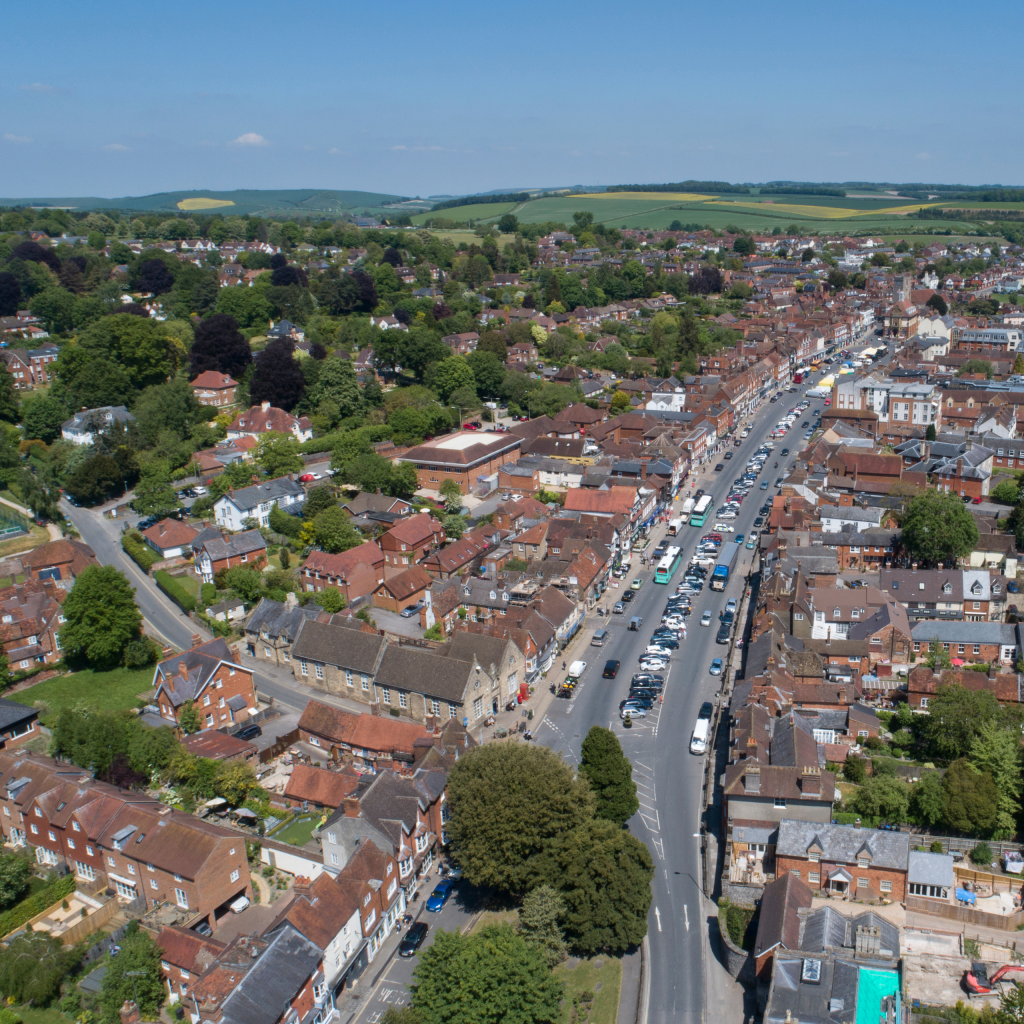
left=299, top=473, right=315, bottom=482
left=462, top=422, right=478, bottom=431
left=973, top=496, right=983, bottom=504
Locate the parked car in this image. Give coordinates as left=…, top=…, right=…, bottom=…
left=400, top=922, right=429, bottom=957
left=400, top=600, right=425, bottom=618
left=709, top=658, right=723, bottom=676
left=613, top=601, right=625, bottom=614
left=426, top=879, right=454, bottom=911
left=620, top=706, right=647, bottom=720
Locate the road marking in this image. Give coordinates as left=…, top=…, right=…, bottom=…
left=638, top=807, right=660, bottom=833
left=634, top=761, right=654, bottom=773
left=655, top=906, right=662, bottom=932
left=663, top=867, right=671, bottom=892
left=684, top=904, right=690, bottom=932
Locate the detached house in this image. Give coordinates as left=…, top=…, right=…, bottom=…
left=300, top=542, right=385, bottom=602
left=189, top=371, right=239, bottom=409
left=153, top=638, right=258, bottom=730
left=226, top=401, right=313, bottom=443
left=213, top=476, right=304, bottom=531
left=379, top=513, right=445, bottom=568
left=195, top=530, right=267, bottom=583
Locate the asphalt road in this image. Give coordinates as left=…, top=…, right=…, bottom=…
left=533, top=388, right=811, bottom=1024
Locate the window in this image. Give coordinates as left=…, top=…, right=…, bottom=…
left=300, top=659, right=308, bottom=676
left=48, top=830, right=55, bottom=841
left=72, top=821, right=80, bottom=832
left=431, top=699, right=440, bottom=716
left=790, top=870, right=801, bottom=878
left=880, top=880, right=892, bottom=893
left=203, top=694, right=211, bottom=707
left=230, top=869, right=240, bottom=883
left=381, top=687, right=391, bottom=704
left=774, top=797, right=787, bottom=808
left=107, top=855, right=115, bottom=866
left=794, top=612, right=804, bottom=620
left=974, top=644, right=981, bottom=655
left=361, top=675, right=369, bottom=691
left=808, top=872, right=821, bottom=885
left=150, top=878, right=158, bottom=890
left=76, top=862, right=95, bottom=881
left=86, top=845, right=94, bottom=856
left=315, top=663, right=324, bottom=680
left=473, top=697, right=483, bottom=720
left=331, top=852, right=339, bottom=865
left=346, top=670, right=353, bottom=686
left=327, top=831, right=336, bottom=844
left=68, top=838, right=75, bottom=850
left=174, top=888, right=188, bottom=909
left=808, top=852, right=820, bottom=863
left=399, top=692, right=408, bottom=709
left=127, top=863, right=136, bottom=875
left=920, top=698, right=929, bottom=709
left=857, top=877, right=869, bottom=889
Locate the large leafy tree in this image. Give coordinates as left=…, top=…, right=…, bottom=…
left=900, top=489, right=979, bottom=565
left=77, top=313, right=178, bottom=388
left=63, top=453, right=124, bottom=505
left=0, top=366, right=18, bottom=424
left=533, top=818, right=654, bottom=954
left=21, top=394, right=67, bottom=442
left=59, top=565, right=143, bottom=669
left=922, top=683, right=1002, bottom=760
left=411, top=924, right=562, bottom=1024
left=852, top=775, right=910, bottom=822
left=0, top=933, right=80, bottom=1006
left=99, top=925, right=165, bottom=1022
left=969, top=719, right=1022, bottom=837
left=580, top=726, right=640, bottom=826
left=0, top=272, right=21, bottom=316
left=0, top=852, right=31, bottom=909
left=942, top=758, right=999, bottom=834
left=465, top=350, right=507, bottom=399
left=427, top=356, right=476, bottom=403
left=308, top=357, right=364, bottom=420
left=189, top=312, right=253, bottom=380
left=312, top=505, right=363, bottom=553
left=255, top=431, right=304, bottom=477
left=132, top=379, right=204, bottom=447
left=517, top=885, right=567, bottom=966
left=249, top=337, right=306, bottom=412
left=446, top=743, right=595, bottom=894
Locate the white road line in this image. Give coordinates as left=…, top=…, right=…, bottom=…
left=655, top=906, right=662, bottom=932
left=652, top=837, right=665, bottom=860
left=684, top=905, right=690, bottom=932
left=634, top=761, right=654, bottom=773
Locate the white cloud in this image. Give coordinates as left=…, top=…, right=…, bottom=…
left=391, top=145, right=407, bottom=151
left=230, top=132, right=268, bottom=146
left=3, top=133, right=32, bottom=144
left=19, top=82, right=67, bottom=93
left=329, top=147, right=341, bottom=154
left=103, top=143, right=129, bottom=152
left=916, top=152, right=931, bottom=160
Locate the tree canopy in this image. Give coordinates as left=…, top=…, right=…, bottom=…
left=58, top=565, right=143, bottom=669
left=900, top=490, right=979, bottom=565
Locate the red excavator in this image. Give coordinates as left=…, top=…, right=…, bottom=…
left=964, top=963, right=1024, bottom=994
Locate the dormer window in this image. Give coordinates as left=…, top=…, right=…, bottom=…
left=0, top=616, right=10, bottom=624
left=942, top=583, right=952, bottom=594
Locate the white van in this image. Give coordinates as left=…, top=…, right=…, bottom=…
left=689, top=717, right=711, bottom=755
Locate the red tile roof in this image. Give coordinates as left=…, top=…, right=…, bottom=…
left=190, top=371, right=239, bottom=389
left=284, top=764, right=360, bottom=808
left=141, top=518, right=200, bottom=551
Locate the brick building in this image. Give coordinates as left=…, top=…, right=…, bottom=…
left=0, top=578, right=65, bottom=669
left=21, top=539, right=99, bottom=585
left=378, top=514, right=445, bottom=569
left=189, top=371, right=239, bottom=409
left=300, top=541, right=385, bottom=601
left=152, top=638, right=258, bottom=730
left=775, top=820, right=910, bottom=900
left=195, top=530, right=267, bottom=583
left=395, top=430, right=522, bottom=494
left=372, top=565, right=432, bottom=613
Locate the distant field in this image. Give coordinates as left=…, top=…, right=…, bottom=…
left=412, top=201, right=516, bottom=224
left=178, top=197, right=237, bottom=210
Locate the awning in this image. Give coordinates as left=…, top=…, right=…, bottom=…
left=108, top=873, right=138, bottom=887
left=828, top=866, right=852, bottom=882
left=204, top=797, right=228, bottom=808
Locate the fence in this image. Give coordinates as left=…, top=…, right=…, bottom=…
left=259, top=728, right=301, bottom=764
left=910, top=834, right=1023, bottom=860
left=45, top=893, right=121, bottom=946
left=905, top=894, right=1024, bottom=931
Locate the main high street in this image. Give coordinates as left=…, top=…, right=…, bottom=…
left=532, top=372, right=839, bottom=1024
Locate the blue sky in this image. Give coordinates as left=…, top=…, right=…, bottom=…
left=2, top=0, right=1021, bottom=199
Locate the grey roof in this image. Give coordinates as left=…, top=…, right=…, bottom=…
left=799, top=907, right=899, bottom=957
left=200, top=529, right=266, bottom=561
left=220, top=924, right=323, bottom=1024
left=908, top=850, right=955, bottom=887
left=755, top=872, right=813, bottom=957
left=443, top=629, right=510, bottom=672
left=61, top=405, right=135, bottom=433
left=0, top=698, right=37, bottom=732
left=290, top=619, right=385, bottom=673
left=769, top=713, right=823, bottom=769
left=820, top=506, right=884, bottom=524
left=220, top=476, right=304, bottom=512
left=776, top=821, right=910, bottom=871
left=342, top=492, right=409, bottom=517
left=154, top=638, right=238, bottom=708
left=910, top=620, right=1016, bottom=644
left=373, top=645, right=474, bottom=704
left=246, top=597, right=321, bottom=643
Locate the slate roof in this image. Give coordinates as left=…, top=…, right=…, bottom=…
left=754, top=871, right=813, bottom=957
left=909, top=620, right=1016, bottom=644
left=908, top=850, right=955, bottom=887
left=219, top=476, right=304, bottom=512
left=245, top=597, right=321, bottom=643
left=290, top=620, right=385, bottom=673
left=373, top=645, right=474, bottom=703
left=200, top=529, right=267, bottom=562
left=154, top=638, right=243, bottom=708
left=776, top=820, right=910, bottom=870
left=0, top=698, right=37, bottom=732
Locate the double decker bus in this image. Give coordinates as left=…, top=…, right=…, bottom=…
left=690, top=494, right=713, bottom=528
left=654, top=546, right=683, bottom=584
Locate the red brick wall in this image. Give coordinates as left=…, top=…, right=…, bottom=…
left=776, top=856, right=906, bottom=900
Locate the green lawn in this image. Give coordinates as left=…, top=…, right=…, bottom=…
left=554, top=956, right=622, bottom=1024
left=269, top=814, right=319, bottom=847
left=10, top=1007, right=70, bottom=1024
left=9, top=665, right=158, bottom=723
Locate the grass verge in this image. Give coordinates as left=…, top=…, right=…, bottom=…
left=555, top=955, right=622, bottom=1024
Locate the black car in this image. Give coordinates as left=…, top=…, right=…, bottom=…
left=720, top=610, right=734, bottom=626
left=234, top=723, right=262, bottom=741
left=781, top=448, right=790, bottom=456
left=602, top=660, right=621, bottom=679
left=694, top=489, right=704, bottom=498
left=650, top=634, right=679, bottom=647
left=622, top=589, right=635, bottom=602
left=716, top=623, right=731, bottom=645
left=632, top=673, right=664, bottom=687
left=630, top=678, right=664, bottom=692
left=400, top=922, right=429, bottom=957
left=714, top=463, right=724, bottom=472
left=723, top=451, right=733, bottom=459
left=620, top=695, right=655, bottom=710
left=754, top=517, right=764, bottom=527
left=760, top=506, right=771, bottom=516
left=697, top=701, right=714, bottom=720
left=630, top=686, right=661, bottom=700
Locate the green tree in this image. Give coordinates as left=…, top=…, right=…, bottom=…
left=497, top=213, right=519, bottom=234
left=465, top=351, right=507, bottom=399
left=0, top=368, right=19, bottom=425
left=313, top=505, right=363, bottom=553
left=446, top=743, right=595, bottom=894
left=958, top=359, right=994, bottom=379
left=58, top=565, right=143, bottom=669
left=77, top=313, right=178, bottom=388
left=609, top=391, right=632, bottom=415
left=99, top=925, right=165, bottom=1023
left=268, top=502, right=303, bottom=538
left=925, top=293, right=948, bottom=316
left=999, top=981, right=1024, bottom=1024
left=969, top=719, right=1022, bottom=837
left=313, top=587, right=346, bottom=614
left=224, top=567, right=264, bottom=604
left=925, top=423, right=937, bottom=441
left=131, top=461, right=180, bottom=518
left=429, top=356, right=476, bottom=403
left=439, top=478, right=463, bottom=513
left=302, top=484, right=337, bottom=520
left=534, top=818, right=654, bottom=954
left=442, top=514, right=466, bottom=540
left=0, top=933, right=80, bottom=1006
left=390, top=461, right=420, bottom=499
left=518, top=885, right=567, bottom=966
left=412, top=924, right=561, bottom=1024
left=255, top=432, right=304, bottom=476
left=309, top=358, right=364, bottom=420
left=20, top=394, right=66, bottom=443
left=922, top=683, right=1002, bottom=760
left=900, top=490, right=979, bottom=565
left=852, top=776, right=910, bottom=822
left=942, top=758, right=999, bottom=834
left=132, top=378, right=204, bottom=447
left=991, top=480, right=1020, bottom=504
left=179, top=699, right=201, bottom=735
left=0, top=853, right=31, bottom=909
left=910, top=771, right=945, bottom=827
left=1014, top=353, right=1024, bottom=376
left=388, top=407, right=430, bottom=445
left=579, top=725, right=639, bottom=826
left=922, top=636, right=953, bottom=672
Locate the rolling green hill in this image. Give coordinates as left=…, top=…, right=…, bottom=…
left=0, top=188, right=408, bottom=217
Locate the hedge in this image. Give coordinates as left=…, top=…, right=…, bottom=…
left=122, top=533, right=156, bottom=573
left=155, top=571, right=196, bottom=612
left=0, top=872, right=76, bottom=938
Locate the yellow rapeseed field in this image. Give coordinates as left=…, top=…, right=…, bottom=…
left=177, top=198, right=237, bottom=210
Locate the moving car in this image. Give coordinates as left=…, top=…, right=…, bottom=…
left=602, top=660, right=621, bottom=679
left=400, top=922, right=429, bottom=957
left=631, top=578, right=643, bottom=590
left=426, top=879, right=454, bottom=911
left=709, top=658, right=723, bottom=676
left=700, top=610, right=713, bottom=626
left=613, top=601, right=625, bottom=614
left=781, top=448, right=790, bottom=456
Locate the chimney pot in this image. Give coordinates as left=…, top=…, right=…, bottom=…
left=120, top=1001, right=141, bottom=1024
left=191, top=633, right=203, bottom=649
left=344, top=795, right=360, bottom=818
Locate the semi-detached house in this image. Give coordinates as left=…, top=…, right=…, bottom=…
left=213, top=476, right=305, bottom=532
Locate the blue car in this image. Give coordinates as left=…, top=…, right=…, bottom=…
left=734, top=534, right=744, bottom=544
left=426, top=879, right=454, bottom=912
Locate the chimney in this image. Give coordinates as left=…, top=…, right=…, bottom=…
left=744, top=766, right=761, bottom=793
left=911, top=562, right=918, bottom=572
left=261, top=400, right=271, bottom=413
left=191, top=633, right=203, bottom=649
left=344, top=795, right=360, bottom=818
left=854, top=817, right=861, bottom=828
left=855, top=924, right=882, bottom=958
left=120, top=1001, right=141, bottom=1024
left=921, top=440, right=930, bottom=460
left=801, top=766, right=822, bottom=796
left=293, top=875, right=314, bottom=898
left=937, top=561, right=943, bottom=571
left=284, top=591, right=299, bottom=609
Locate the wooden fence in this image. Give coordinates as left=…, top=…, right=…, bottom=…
left=259, top=728, right=300, bottom=764
left=905, top=894, right=1024, bottom=931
